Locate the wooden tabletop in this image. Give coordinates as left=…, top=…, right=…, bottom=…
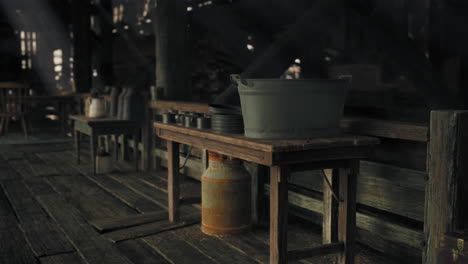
left=29, top=95, right=75, bottom=101
left=70, top=115, right=139, bottom=125
left=149, top=100, right=210, bottom=114
left=154, top=122, right=379, bottom=153
left=0, top=82, right=29, bottom=89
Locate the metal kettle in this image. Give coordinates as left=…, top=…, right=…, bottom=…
left=89, top=97, right=107, bottom=118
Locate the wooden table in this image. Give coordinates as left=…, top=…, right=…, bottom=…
left=154, top=122, right=379, bottom=264
left=71, top=115, right=140, bottom=175
left=29, top=95, right=76, bottom=134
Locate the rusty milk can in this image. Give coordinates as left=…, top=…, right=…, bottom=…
left=201, top=151, right=251, bottom=237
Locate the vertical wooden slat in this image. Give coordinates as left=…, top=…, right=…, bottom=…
left=424, top=110, right=468, bottom=264
left=270, top=165, right=289, bottom=264
left=167, top=140, right=180, bottom=222
left=337, top=163, right=358, bottom=264
left=323, top=168, right=339, bottom=244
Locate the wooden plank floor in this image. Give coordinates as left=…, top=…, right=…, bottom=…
left=0, top=142, right=401, bottom=264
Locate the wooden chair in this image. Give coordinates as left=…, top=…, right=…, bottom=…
left=0, top=82, right=30, bottom=138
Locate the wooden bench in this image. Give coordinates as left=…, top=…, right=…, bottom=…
left=154, top=122, right=379, bottom=264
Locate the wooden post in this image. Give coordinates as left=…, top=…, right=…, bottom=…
left=337, top=164, right=358, bottom=264
left=323, top=168, right=339, bottom=244
left=154, top=0, right=189, bottom=100
left=142, top=98, right=151, bottom=171
left=424, top=110, right=468, bottom=264
left=71, top=0, right=92, bottom=93
left=97, top=0, right=114, bottom=86
left=270, top=166, right=289, bottom=264
left=167, top=140, right=180, bottom=222
left=201, top=149, right=209, bottom=174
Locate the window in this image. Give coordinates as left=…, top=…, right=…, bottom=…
left=19, top=30, right=37, bottom=70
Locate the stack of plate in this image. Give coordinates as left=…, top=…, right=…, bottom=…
left=209, top=104, right=243, bottom=134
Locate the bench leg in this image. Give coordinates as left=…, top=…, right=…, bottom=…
left=74, top=130, right=80, bottom=164
left=270, top=166, right=289, bottom=264
left=338, top=162, right=358, bottom=264
left=167, top=140, right=180, bottom=222
left=90, top=133, right=97, bottom=176
left=134, top=129, right=139, bottom=171
left=113, top=135, right=119, bottom=161
left=323, top=168, right=340, bottom=243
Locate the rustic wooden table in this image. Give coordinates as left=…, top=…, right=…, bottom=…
left=71, top=115, right=140, bottom=175
left=29, top=95, right=76, bottom=134
left=154, top=122, right=379, bottom=264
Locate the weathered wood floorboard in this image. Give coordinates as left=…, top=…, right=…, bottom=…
left=217, top=231, right=272, bottom=264
left=23, top=153, right=60, bottom=177
left=0, top=186, right=15, bottom=219
left=37, top=194, right=134, bottom=264
left=37, top=152, right=83, bottom=176
left=0, top=219, right=39, bottom=264
left=172, top=225, right=259, bottom=264
left=90, top=211, right=168, bottom=233
left=88, top=173, right=163, bottom=213
left=108, top=172, right=169, bottom=209
left=50, top=150, right=163, bottom=214
left=1, top=180, right=50, bottom=221
left=103, top=212, right=200, bottom=243
left=116, top=239, right=170, bottom=264
left=39, top=252, right=85, bottom=264
left=23, top=178, right=57, bottom=196
left=1, top=180, right=75, bottom=257
left=142, top=231, right=218, bottom=264
left=46, top=174, right=138, bottom=221
left=8, top=159, right=36, bottom=179
left=0, top=156, right=21, bottom=181
left=252, top=224, right=331, bottom=264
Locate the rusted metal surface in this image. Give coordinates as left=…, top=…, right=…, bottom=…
left=201, top=151, right=251, bottom=237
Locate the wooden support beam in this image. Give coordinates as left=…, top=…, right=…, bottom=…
left=154, top=0, right=189, bottom=100
left=424, top=110, right=468, bottom=264
left=71, top=0, right=92, bottom=93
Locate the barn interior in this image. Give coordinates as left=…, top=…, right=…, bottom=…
left=0, top=0, right=467, bottom=264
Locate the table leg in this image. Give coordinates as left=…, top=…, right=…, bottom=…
left=121, top=135, right=128, bottom=161
left=270, top=166, right=289, bottom=264
left=74, top=130, right=80, bottom=164
left=113, top=135, right=119, bottom=161
left=90, top=133, right=97, bottom=176
left=167, top=140, right=180, bottom=222
left=59, top=102, right=65, bottom=134
left=323, top=168, right=340, bottom=243
left=106, top=135, right=111, bottom=153
left=337, top=162, right=358, bottom=264
left=134, top=129, right=140, bottom=171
